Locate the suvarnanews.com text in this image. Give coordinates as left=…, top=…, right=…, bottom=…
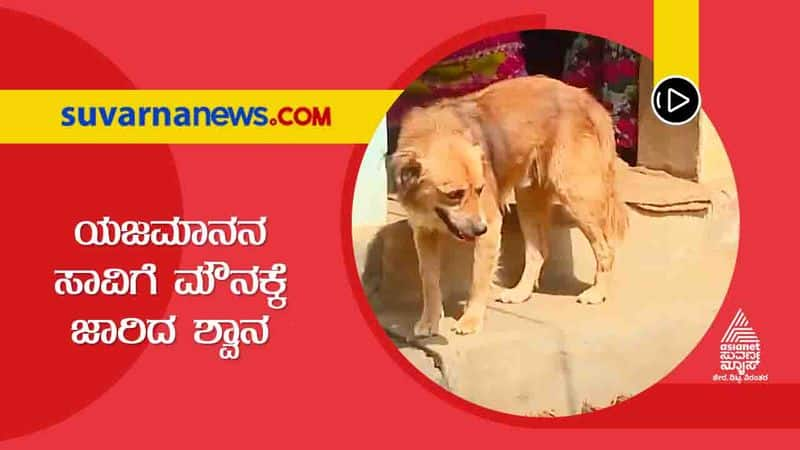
left=60, top=105, right=332, bottom=127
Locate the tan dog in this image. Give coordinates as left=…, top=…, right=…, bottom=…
left=392, top=75, right=628, bottom=336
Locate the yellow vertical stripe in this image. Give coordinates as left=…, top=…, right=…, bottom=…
left=654, top=0, right=699, bottom=86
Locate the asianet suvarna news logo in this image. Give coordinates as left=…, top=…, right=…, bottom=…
left=60, top=104, right=332, bottom=128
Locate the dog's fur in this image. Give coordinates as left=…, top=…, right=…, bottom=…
left=392, top=75, right=628, bottom=336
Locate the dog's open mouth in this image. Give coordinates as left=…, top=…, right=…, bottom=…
left=435, top=207, right=474, bottom=242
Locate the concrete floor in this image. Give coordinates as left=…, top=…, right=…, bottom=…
left=352, top=181, right=738, bottom=416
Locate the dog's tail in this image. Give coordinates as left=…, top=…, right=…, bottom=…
left=605, top=184, right=629, bottom=242
left=585, top=95, right=629, bottom=242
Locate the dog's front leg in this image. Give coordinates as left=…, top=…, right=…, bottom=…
left=454, top=215, right=501, bottom=335
left=412, top=228, right=443, bottom=337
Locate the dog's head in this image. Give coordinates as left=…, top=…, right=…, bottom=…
left=392, top=106, right=489, bottom=241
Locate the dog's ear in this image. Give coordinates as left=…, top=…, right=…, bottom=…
left=391, top=151, right=421, bottom=193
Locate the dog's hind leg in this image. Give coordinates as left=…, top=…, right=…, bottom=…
left=497, top=186, right=552, bottom=303
left=412, top=228, right=444, bottom=336
left=574, top=224, right=614, bottom=305
left=549, top=129, right=620, bottom=304
left=558, top=194, right=615, bottom=305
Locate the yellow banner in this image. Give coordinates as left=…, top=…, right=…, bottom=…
left=654, top=0, right=699, bottom=86
left=0, top=90, right=400, bottom=144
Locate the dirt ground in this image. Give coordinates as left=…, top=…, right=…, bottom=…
left=352, top=168, right=738, bottom=416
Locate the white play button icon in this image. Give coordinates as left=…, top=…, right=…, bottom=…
left=667, top=88, right=690, bottom=113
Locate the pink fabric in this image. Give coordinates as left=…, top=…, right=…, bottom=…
left=388, top=33, right=527, bottom=127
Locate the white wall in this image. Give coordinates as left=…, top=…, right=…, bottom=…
left=352, top=117, right=388, bottom=226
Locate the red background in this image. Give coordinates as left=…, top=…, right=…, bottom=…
left=0, top=0, right=798, bottom=445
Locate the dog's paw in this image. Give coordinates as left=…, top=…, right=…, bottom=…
left=496, top=287, right=531, bottom=304
left=576, top=285, right=606, bottom=305
left=452, top=313, right=483, bottom=335
left=413, top=316, right=441, bottom=337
